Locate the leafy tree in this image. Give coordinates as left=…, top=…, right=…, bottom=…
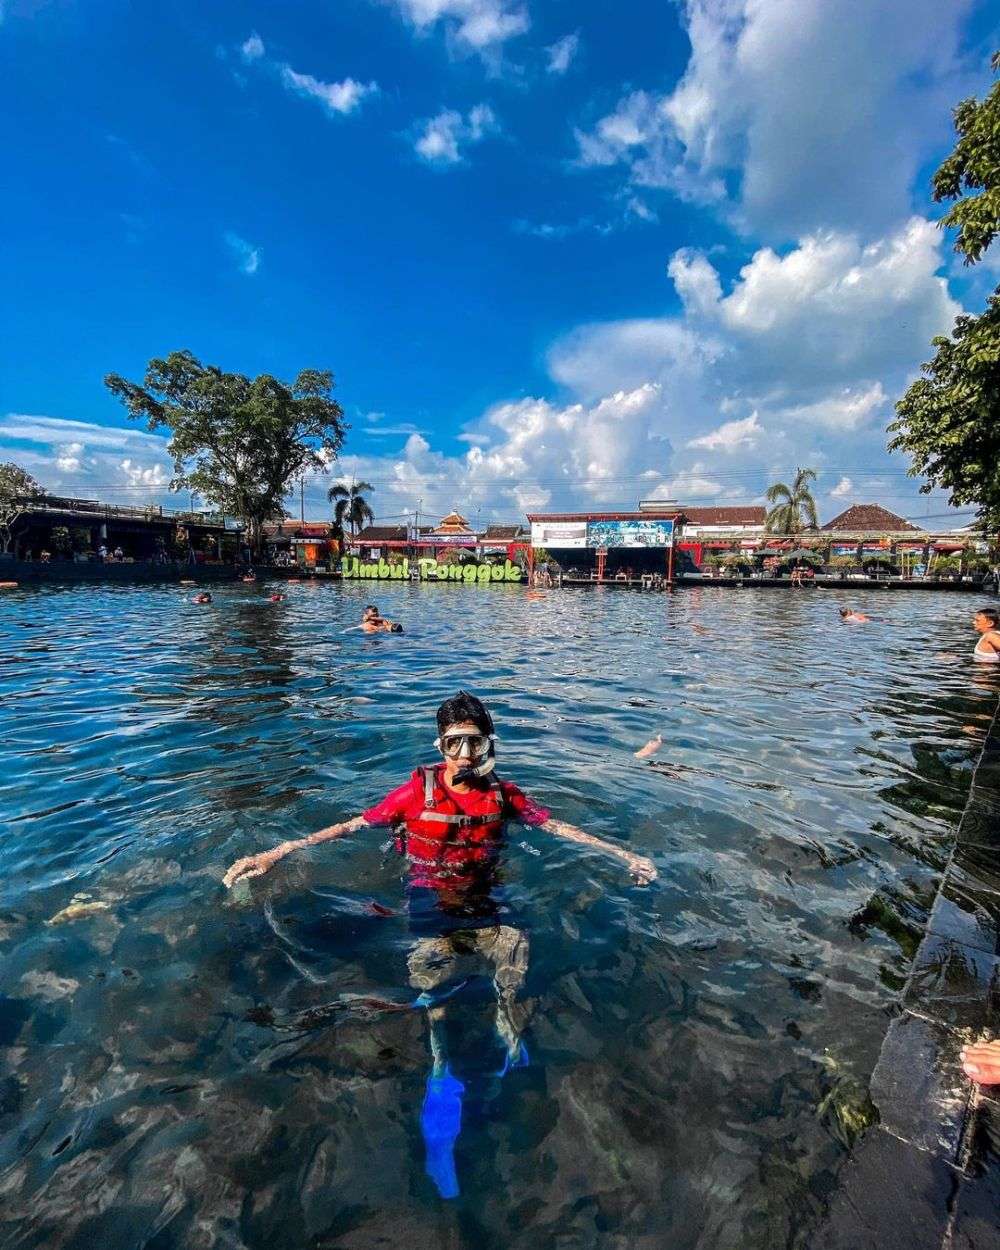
left=890, top=55, right=1000, bottom=531
left=932, top=52, right=1000, bottom=265
left=328, top=480, right=374, bottom=539
left=0, top=462, right=42, bottom=553
left=50, top=526, right=71, bottom=556
left=105, top=351, right=346, bottom=554
left=890, top=290, right=1000, bottom=531
left=765, top=468, right=818, bottom=534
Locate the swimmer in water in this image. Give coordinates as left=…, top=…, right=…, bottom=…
left=270, top=592, right=286, bottom=603
left=242, top=571, right=256, bottom=584
left=224, top=691, right=654, bottom=1073
left=972, top=607, right=1000, bottom=664
left=839, top=607, right=870, bottom=623
left=361, top=604, right=402, bottom=633
left=192, top=592, right=212, bottom=605
left=224, top=692, right=655, bottom=1196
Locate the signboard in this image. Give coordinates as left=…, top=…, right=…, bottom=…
left=341, top=556, right=521, bottom=583
left=530, top=521, right=588, bottom=549
left=419, top=533, right=478, bottom=545
left=586, top=518, right=674, bottom=548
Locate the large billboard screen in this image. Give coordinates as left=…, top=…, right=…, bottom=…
left=586, top=518, right=674, bottom=548
left=531, top=521, right=589, bottom=549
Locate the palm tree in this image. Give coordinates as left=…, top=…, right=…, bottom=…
left=765, top=468, right=818, bottom=534
left=328, top=480, right=375, bottom=541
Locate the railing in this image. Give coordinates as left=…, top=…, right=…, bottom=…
left=10, top=494, right=233, bottom=527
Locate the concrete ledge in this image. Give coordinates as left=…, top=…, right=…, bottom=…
left=816, top=700, right=1000, bottom=1248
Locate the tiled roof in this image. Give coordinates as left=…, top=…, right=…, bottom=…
left=433, top=510, right=473, bottom=533
left=355, top=525, right=408, bottom=541
left=682, top=506, right=766, bottom=525
left=821, top=504, right=918, bottom=533
left=483, top=524, right=523, bottom=539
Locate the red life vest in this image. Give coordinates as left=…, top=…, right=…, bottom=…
left=399, top=765, right=508, bottom=873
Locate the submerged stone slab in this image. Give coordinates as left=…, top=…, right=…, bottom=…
left=869, top=1011, right=973, bottom=1160
left=903, top=934, right=1000, bottom=1033
left=812, top=1126, right=959, bottom=1250
left=931, top=881, right=1000, bottom=957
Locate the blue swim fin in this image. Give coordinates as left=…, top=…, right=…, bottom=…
left=421, top=1065, right=465, bottom=1199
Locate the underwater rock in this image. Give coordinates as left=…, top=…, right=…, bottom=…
left=20, top=971, right=80, bottom=1002
left=47, top=895, right=112, bottom=926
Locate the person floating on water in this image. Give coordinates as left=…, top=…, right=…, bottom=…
left=839, top=607, right=870, bottom=623
left=192, top=592, right=212, bottom=605
left=972, top=607, right=1000, bottom=664
left=269, top=592, right=286, bottom=603
left=361, top=604, right=403, bottom=633
left=223, top=691, right=655, bottom=1197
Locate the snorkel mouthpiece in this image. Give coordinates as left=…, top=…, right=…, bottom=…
left=453, top=753, right=496, bottom=784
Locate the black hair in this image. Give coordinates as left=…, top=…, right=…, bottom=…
left=839, top=607, right=851, bottom=618
left=977, top=607, right=1000, bottom=628
left=436, top=691, right=494, bottom=736
left=365, top=604, right=378, bottom=613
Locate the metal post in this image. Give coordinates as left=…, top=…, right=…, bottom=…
left=300, top=477, right=305, bottom=523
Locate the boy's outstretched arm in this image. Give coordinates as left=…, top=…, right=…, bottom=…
left=539, top=817, right=657, bottom=885
left=223, top=816, right=368, bottom=888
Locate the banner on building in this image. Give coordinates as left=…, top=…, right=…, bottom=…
left=530, top=521, right=588, bottom=549
left=586, top=518, right=674, bottom=548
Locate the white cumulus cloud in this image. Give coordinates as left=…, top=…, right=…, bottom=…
left=414, top=103, right=498, bottom=165
left=386, top=0, right=529, bottom=50
left=240, top=32, right=265, bottom=62
left=687, top=412, right=761, bottom=452
left=830, top=476, right=854, bottom=498
left=224, top=232, right=261, bottom=276
left=546, top=32, right=579, bottom=74
left=575, top=0, right=975, bottom=236
left=280, top=66, right=378, bottom=116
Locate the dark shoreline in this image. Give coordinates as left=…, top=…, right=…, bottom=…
left=816, top=697, right=1000, bottom=1249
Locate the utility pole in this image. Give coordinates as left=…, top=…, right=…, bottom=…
left=300, top=476, right=305, bottom=523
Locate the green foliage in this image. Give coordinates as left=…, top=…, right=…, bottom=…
left=0, top=461, right=41, bottom=504
left=105, top=350, right=346, bottom=554
left=889, top=291, right=1000, bottom=530
left=328, top=480, right=374, bottom=537
left=891, top=56, right=1000, bottom=531
left=50, top=526, right=71, bottom=555
left=828, top=554, right=857, bottom=570
left=0, top=461, right=42, bottom=551
left=70, top=526, right=92, bottom=554
left=765, top=468, right=818, bottom=534
left=932, top=52, right=1000, bottom=265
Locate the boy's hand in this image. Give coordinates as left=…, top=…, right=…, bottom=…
left=626, top=853, right=657, bottom=886
left=223, top=851, right=281, bottom=889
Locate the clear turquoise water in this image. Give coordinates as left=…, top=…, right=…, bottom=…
left=0, top=580, right=996, bottom=1249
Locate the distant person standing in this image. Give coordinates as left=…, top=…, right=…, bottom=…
left=98, top=543, right=108, bottom=562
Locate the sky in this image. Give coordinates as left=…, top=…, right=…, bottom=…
left=1, top=0, right=998, bottom=528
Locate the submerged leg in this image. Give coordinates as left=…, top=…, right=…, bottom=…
left=476, top=925, right=531, bottom=1064
left=409, top=936, right=466, bottom=1199
left=408, top=936, right=460, bottom=1073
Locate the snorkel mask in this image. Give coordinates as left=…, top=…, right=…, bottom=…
left=435, top=730, right=498, bottom=781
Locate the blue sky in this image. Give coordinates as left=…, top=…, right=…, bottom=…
left=1, top=0, right=998, bottom=526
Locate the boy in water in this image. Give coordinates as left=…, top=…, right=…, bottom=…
left=224, top=692, right=654, bottom=1069
left=361, top=604, right=402, bottom=633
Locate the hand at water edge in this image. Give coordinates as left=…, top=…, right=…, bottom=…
left=962, top=1041, right=1000, bottom=1084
